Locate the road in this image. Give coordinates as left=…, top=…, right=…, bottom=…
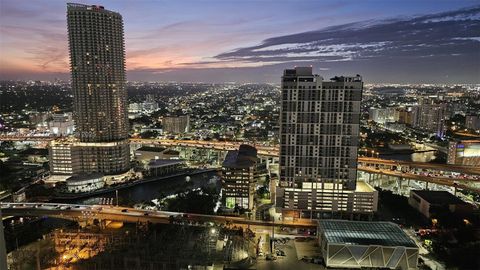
left=0, top=202, right=317, bottom=230
left=2, top=136, right=480, bottom=189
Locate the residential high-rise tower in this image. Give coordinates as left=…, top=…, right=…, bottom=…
left=64, top=3, right=130, bottom=175
left=277, top=67, right=376, bottom=218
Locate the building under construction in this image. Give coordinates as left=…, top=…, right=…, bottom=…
left=8, top=222, right=256, bottom=270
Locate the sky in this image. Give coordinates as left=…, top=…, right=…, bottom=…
left=0, top=0, right=479, bottom=83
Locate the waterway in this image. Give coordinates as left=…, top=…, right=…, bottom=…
left=379, top=150, right=445, bottom=163
left=53, top=170, right=219, bottom=206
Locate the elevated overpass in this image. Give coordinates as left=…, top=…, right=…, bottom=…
left=0, top=203, right=316, bottom=229
left=3, top=136, right=479, bottom=192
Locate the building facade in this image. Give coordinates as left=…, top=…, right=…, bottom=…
left=318, top=220, right=418, bottom=270
left=222, top=145, right=260, bottom=210
left=48, top=112, right=75, bottom=136
left=411, top=101, right=447, bottom=137
left=62, top=3, right=130, bottom=175
left=447, top=140, right=480, bottom=167
left=277, top=67, right=367, bottom=217
left=66, top=173, right=105, bottom=193
left=162, top=115, right=190, bottom=134
left=465, top=114, right=480, bottom=131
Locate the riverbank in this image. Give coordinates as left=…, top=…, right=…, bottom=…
left=50, top=168, right=219, bottom=201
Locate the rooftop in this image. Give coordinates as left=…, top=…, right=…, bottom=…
left=411, top=190, right=467, bottom=205
left=319, top=220, right=417, bottom=248
left=222, top=144, right=258, bottom=168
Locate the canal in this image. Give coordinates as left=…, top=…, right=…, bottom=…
left=53, top=170, right=219, bottom=206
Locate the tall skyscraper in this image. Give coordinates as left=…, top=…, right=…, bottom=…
left=62, top=3, right=130, bottom=175
left=277, top=67, right=376, bottom=218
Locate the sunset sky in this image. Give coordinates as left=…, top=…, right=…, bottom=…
left=0, top=0, right=479, bottom=83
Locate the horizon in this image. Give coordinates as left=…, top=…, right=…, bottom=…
left=1, top=0, right=479, bottom=83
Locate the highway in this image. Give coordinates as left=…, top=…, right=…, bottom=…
left=2, top=135, right=480, bottom=189
left=0, top=202, right=317, bottom=229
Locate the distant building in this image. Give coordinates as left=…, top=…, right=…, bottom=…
left=66, top=173, right=105, bottom=193
left=128, top=101, right=159, bottom=114
left=318, top=220, right=418, bottom=269
left=278, top=67, right=369, bottom=217
left=48, top=112, right=74, bottom=136
left=368, top=107, right=397, bottom=124
left=411, top=101, right=447, bottom=137
left=465, top=114, right=480, bottom=131
left=162, top=115, right=190, bottom=134
left=447, top=140, right=480, bottom=167
left=222, top=145, right=259, bottom=210
left=396, top=107, right=413, bottom=125
left=408, top=190, right=472, bottom=218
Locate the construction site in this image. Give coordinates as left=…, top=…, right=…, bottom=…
left=7, top=221, right=257, bottom=270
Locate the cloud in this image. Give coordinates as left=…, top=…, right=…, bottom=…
left=211, top=6, right=480, bottom=69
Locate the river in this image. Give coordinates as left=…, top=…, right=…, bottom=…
left=53, top=170, right=219, bottom=206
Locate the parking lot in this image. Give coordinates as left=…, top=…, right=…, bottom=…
left=256, top=236, right=325, bottom=270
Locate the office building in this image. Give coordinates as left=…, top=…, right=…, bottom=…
left=277, top=67, right=374, bottom=217
left=447, top=140, right=480, bottom=167
left=222, top=145, right=260, bottom=210
left=318, top=220, right=418, bottom=269
left=50, top=3, right=130, bottom=176
left=162, top=115, right=190, bottom=134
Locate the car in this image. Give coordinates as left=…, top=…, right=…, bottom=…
left=121, top=209, right=128, bottom=213
left=144, top=212, right=149, bottom=216
left=276, top=250, right=286, bottom=256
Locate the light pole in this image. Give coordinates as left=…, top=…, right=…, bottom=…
left=116, top=190, right=119, bottom=207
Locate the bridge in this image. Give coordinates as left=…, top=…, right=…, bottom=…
left=3, top=135, right=480, bottom=192
left=0, top=202, right=316, bottom=229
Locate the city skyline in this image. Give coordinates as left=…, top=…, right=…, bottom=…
left=0, top=0, right=479, bottom=83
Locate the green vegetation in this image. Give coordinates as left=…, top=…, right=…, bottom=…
left=162, top=187, right=219, bottom=215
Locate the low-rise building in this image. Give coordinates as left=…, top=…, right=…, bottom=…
left=447, top=140, right=480, bottom=167
left=318, top=220, right=418, bottom=269
left=146, top=159, right=186, bottom=177
left=408, top=190, right=472, bottom=218
left=134, top=146, right=180, bottom=163
left=66, top=173, right=105, bottom=193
